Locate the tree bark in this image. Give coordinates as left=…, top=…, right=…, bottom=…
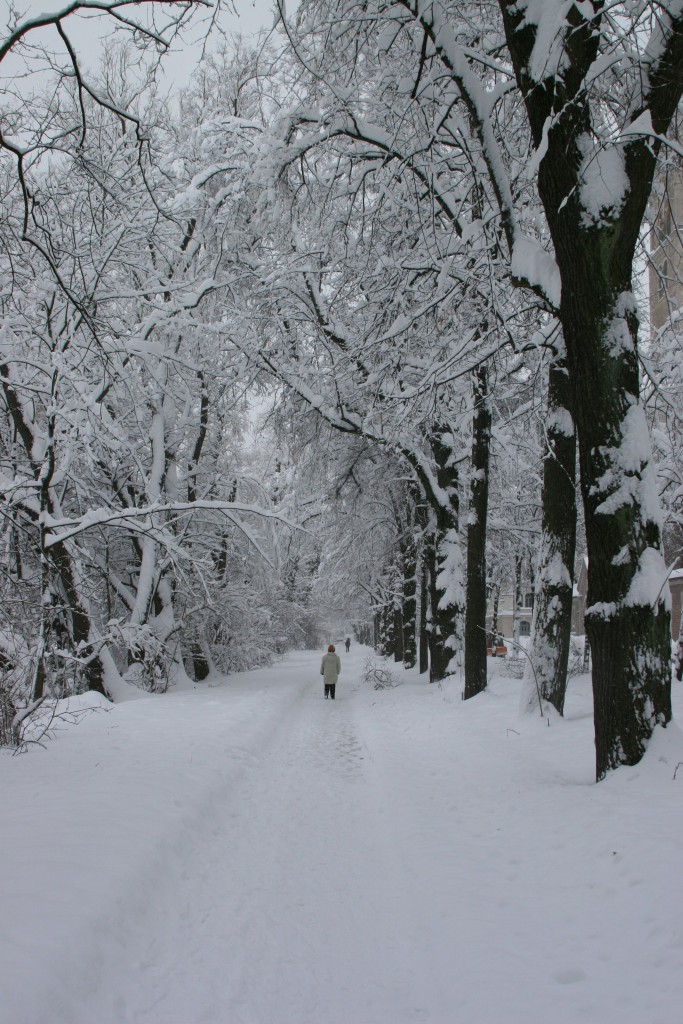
left=525, top=353, right=577, bottom=715
left=464, top=364, right=491, bottom=699
left=490, top=584, right=500, bottom=641
left=511, top=554, right=522, bottom=655
left=402, top=533, right=418, bottom=669
left=381, top=601, right=395, bottom=658
left=429, top=429, right=463, bottom=679
left=393, top=601, right=404, bottom=663
left=419, top=554, right=430, bottom=675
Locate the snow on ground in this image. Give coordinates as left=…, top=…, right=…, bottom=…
left=1, top=646, right=682, bottom=1024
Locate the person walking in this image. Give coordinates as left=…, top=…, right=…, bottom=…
left=345, top=637, right=351, bottom=653
left=320, top=644, right=341, bottom=699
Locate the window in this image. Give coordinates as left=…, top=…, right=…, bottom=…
left=523, top=592, right=534, bottom=609
left=519, top=621, right=531, bottom=637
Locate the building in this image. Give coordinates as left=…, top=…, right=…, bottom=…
left=486, top=588, right=534, bottom=641
left=669, top=569, right=683, bottom=640
left=649, top=164, right=683, bottom=332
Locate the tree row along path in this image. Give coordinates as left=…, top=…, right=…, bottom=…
left=2, top=646, right=681, bottom=1024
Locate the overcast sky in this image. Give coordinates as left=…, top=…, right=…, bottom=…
left=1, top=1, right=280, bottom=96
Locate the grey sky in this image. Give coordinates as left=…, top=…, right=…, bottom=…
left=1, top=1, right=280, bottom=95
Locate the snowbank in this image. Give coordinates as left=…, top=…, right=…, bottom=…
left=1, top=648, right=681, bottom=1024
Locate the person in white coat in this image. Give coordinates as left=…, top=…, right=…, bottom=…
left=320, top=644, right=341, bottom=699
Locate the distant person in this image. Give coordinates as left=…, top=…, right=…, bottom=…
left=320, top=644, right=341, bottom=699
left=345, top=637, right=351, bottom=652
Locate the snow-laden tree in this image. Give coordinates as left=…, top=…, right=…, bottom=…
left=0, top=22, right=313, bottom=718
left=206, top=6, right=546, bottom=683
left=259, top=385, right=420, bottom=662
left=270, top=0, right=681, bottom=778
left=491, top=0, right=678, bottom=775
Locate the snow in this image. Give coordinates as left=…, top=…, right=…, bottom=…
left=538, top=549, right=572, bottom=588
left=545, top=405, right=574, bottom=438
left=511, top=1, right=574, bottom=82
left=625, top=546, right=672, bottom=611
left=511, top=232, right=561, bottom=308
left=1, top=646, right=682, bottom=1024
left=435, top=528, right=464, bottom=612
left=578, top=135, right=629, bottom=228
left=593, top=402, right=663, bottom=529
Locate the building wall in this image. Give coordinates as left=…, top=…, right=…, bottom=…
left=486, top=592, right=533, bottom=639
left=649, top=166, right=683, bottom=643
left=670, top=573, right=683, bottom=639
left=490, top=560, right=682, bottom=641
left=649, top=167, right=683, bottom=331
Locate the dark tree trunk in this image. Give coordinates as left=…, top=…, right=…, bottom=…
left=50, top=539, right=106, bottom=694
left=419, top=555, right=430, bottom=675
left=424, top=524, right=447, bottom=681
left=402, top=530, right=418, bottom=669
left=582, top=634, right=591, bottom=674
left=428, top=429, right=463, bottom=679
left=3, top=368, right=108, bottom=699
left=382, top=602, right=395, bottom=658
left=191, top=644, right=211, bottom=681
left=499, top=0, right=680, bottom=777
left=527, top=353, right=577, bottom=715
left=511, top=554, right=523, bottom=653
left=10, top=513, right=22, bottom=579
left=490, top=584, right=500, bottom=640
left=464, top=365, right=491, bottom=700
left=393, top=603, right=404, bottom=663
left=550, top=167, right=671, bottom=778
left=374, top=434, right=461, bottom=681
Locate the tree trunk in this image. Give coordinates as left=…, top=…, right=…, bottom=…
left=464, top=364, right=491, bottom=700
left=525, top=353, right=577, bottom=715
left=511, top=554, right=522, bottom=655
left=540, top=107, right=671, bottom=778
left=582, top=634, right=591, bottom=674
left=419, top=554, right=430, bottom=675
left=191, top=642, right=211, bottom=681
left=402, top=530, right=418, bottom=669
left=429, top=429, right=463, bottom=679
left=569, top=302, right=672, bottom=777
left=490, top=584, right=500, bottom=640
left=381, top=601, right=395, bottom=658
left=424, top=524, right=446, bottom=681
left=3, top=367, right=107, bottom=698
left=393, top=602, right=404, bottom=663
left=499, top=0, right=680, bottom=778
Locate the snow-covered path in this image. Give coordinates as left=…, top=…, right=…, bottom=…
left=108, top=651, right=437, bottom=1024
left=2, top=646, right=682, bottom=1024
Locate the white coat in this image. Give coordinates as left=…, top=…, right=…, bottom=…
left=320, top=652, right=341, bottom=683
